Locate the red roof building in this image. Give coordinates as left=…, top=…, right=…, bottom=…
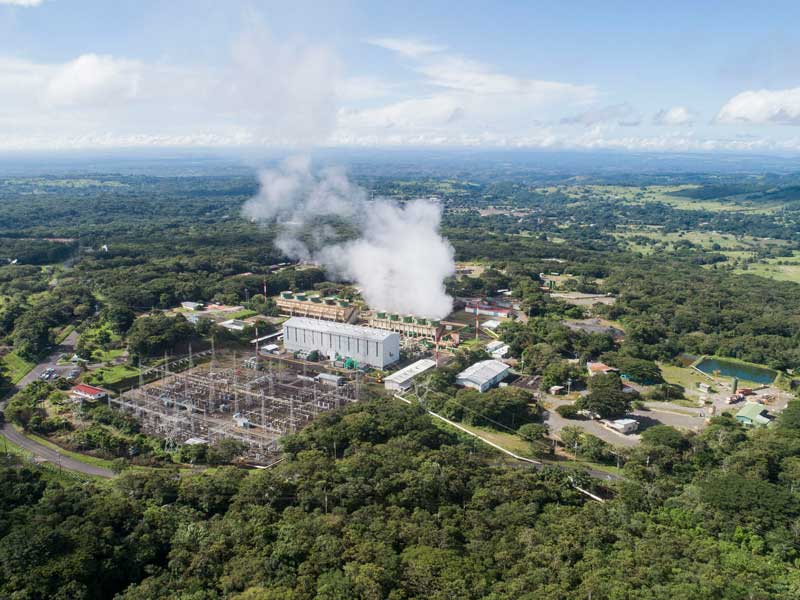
left=71, top=384, right=107, bottom=400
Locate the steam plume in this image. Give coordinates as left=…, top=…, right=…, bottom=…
left=242, top=157, right=455, bottom=319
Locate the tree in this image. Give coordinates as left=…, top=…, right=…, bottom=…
left=518, top=423, right=549, bottom=456
left=575, top=373, right=633, bottom=419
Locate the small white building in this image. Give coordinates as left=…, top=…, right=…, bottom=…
left=384, top=358, right=437, bottom=392
left=220, top=319, right=248, bottom=332
left=456, top=359, right=510, bottom=393
left=316, top=372, right=344, bottom=387
left=605, top=418, right=639, bottom=434
left=485, top=340, right=509, bottom=359
left=70, top=384, right=107, bottom=401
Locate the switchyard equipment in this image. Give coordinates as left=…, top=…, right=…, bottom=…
left=111, top=354, right=360, bottom=463
left=276, top=291, right=358, bottom=323
left=283, top=316, right=400, bottom=369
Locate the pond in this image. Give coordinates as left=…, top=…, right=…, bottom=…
left=694, top=357, right=776, bottom=385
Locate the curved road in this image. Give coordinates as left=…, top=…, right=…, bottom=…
left=1, top=331, right=114, bottom=478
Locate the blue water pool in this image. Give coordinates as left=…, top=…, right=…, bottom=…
left=694, top=357, right=776, bottom=385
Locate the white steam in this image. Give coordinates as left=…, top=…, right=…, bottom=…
left=242, top=157, right=455, bottom=319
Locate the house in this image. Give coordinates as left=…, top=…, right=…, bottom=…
left=735, top=402, right=772, bottom=427
left=604, top=418, right=639, bottom=434
left=70, top=384, right=107, bottom=401
left=549, top=385, right=566, bottom=395
left=587, top=362, right=619, bottom=377
left=259, top=343, right=280, bottom=355
left=220, top=319, right=248, bottom=332
left=181, top=301, right=204, bottom=311
left=481, top=319, right=502, bottom=331
left=456, top=359, right=510, bottom=392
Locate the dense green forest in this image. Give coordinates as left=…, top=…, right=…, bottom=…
left=2, top=397, right=800, bottom=599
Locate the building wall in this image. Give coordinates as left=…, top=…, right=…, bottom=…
left=455, top=369, right=508, bottom=393
left=283, top=321, right=399, bottom=368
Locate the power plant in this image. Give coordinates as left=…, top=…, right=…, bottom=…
left=276, top=291, right=358, bottom=323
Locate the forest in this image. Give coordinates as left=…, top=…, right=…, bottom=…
left=2, top=396, right=800, bottom=599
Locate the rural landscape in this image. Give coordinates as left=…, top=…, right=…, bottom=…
left=3, top=1, right=800, bottom=598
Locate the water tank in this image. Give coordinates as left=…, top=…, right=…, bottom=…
left=281, top=291, right=294, bottom=299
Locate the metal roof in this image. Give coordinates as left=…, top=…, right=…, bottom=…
left=456, top=359, right=510, bottom=385
left=283, top=316, right=397, bottom=342
left=736, top=402, right=771, bottom=424
left=385, top=359, right=436, bottom=385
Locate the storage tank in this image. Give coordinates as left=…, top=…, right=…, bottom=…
left=281, top=291, right=294, bottom=299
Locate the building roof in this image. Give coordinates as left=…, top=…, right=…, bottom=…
left=284, top=316, right=398, bottom=342
left=612, top=418, right=638, bottom=426
left=736, top=402, right=771, bottom=424
left=72, top=383, right=105, bottom=396
left=384, top=359, right=437, bottom=385
left=457, top=359, right=510, bottom=386
left=587, top=361, right=618, bottom=374
left=482, top=319, right=502, bottom=329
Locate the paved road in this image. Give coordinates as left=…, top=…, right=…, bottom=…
left=0, top=423, right=113, bottom=477
left=1, top=330, right=114, bottom=478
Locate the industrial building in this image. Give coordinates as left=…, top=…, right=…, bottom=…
left=455, top=359, right=511, bottom=392
left=384, top=358, right=437, bottom=392
left=276, top=291, right=358, bottom=323
left=283, top=316, right=400, bottom=369
left=368, top=312, right=442, bottom=339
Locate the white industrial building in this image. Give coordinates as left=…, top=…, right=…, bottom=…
left=384, top=358, right=437, bottom=392
left=455, top=359, right=511, bottom=392
left=283, top=316, right=400, bottom=369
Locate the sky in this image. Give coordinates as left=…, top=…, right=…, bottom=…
left=2, top=0, right=800, bottom=153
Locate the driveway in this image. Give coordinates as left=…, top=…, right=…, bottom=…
left=1, top=329, right=113, bottom=478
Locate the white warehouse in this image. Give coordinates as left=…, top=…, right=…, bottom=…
left=384, top=358, right=437, bottom=392
left=283, top=316, right=400, bottom=369
left=456, top=359, right=510, bottom=393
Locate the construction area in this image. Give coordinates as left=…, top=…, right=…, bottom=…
left=110, top=353, right=361, bottom=463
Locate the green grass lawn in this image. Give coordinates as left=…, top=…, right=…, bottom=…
left=226, top=309, right=258, bottom=320
left=91, top=347, right=126, bottom=363
left=86, top=363, right=140, bottom=386
left=1, top=351, right=36, bottom=384
left=736, top=259, right=800, bottom=284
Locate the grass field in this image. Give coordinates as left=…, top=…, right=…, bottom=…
left=86, top=363, right=140, bottom=386
left=1, top=351, right=35, bottom=384
left=736, top=253, right=800, bottom=284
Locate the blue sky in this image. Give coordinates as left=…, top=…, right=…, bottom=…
left=2, top=0, right=800, bottom=152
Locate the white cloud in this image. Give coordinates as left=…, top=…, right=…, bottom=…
left=0, top=0, right=43, bottom=6
left=652, top=106, right=693, bottom=126
left=337, top=41, right=595, bottom=144
left=716, top=87, right=800, bottom=124
left=44, top=54, right=142, bottom=108
left=367, top=37, right=445, bottom=58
